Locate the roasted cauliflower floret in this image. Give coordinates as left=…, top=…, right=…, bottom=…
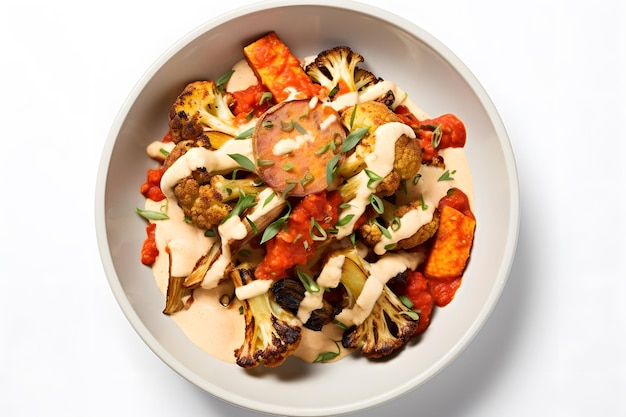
left=339, top=101, right=422, bottom=183
left=162, top=135, right=212, bottom=170
left=304, top=46, right=381, bottom=99
left=357, top=199, right=440, bottom=252
left=173, top=173, right=264, bottom=230
left=337, top=248, right=418, bottom=359
left=168, top=80, right=244, bottom=143
left=230, top=264, right=302, bottom=368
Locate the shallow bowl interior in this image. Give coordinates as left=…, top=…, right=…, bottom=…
left=96, top=1, right=519, bottom=416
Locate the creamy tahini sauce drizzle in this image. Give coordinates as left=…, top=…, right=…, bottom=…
left=145, top=57, right=474, bottom=364
left=334, top=251, right=425, bottom=327
left=334, top=122, right=416, bottom=239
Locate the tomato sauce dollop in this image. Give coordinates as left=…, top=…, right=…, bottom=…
left=254, top=191, right=342, bottom=281
left=140, top=167, right=166, bottom=202
left=141, top=223, right=159, bottom=266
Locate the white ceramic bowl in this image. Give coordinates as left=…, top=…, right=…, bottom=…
left=95, top=1, right=519, bottom=415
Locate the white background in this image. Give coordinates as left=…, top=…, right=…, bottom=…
left=1, top=0, right=625, bottom=416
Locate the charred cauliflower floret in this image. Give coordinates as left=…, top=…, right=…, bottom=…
left=173, top=173, right=264, bottom=230
left=162, top=135, right=212, bottom=171
left=338, top=101, right=422, bottom=182
left=230, top=264, right=302, bottom=368
left=337, top=248, right=418, bottom=359
left=168, top=80, right=244, bottom=143
left=304, top=46, right=381, bottom=99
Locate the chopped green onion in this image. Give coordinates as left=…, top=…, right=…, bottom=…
left=300, top=172, right=314, bottom=186
left=159, top=148, right=170, bottom=157
left=400, top=310, right=420, bottom=321
left=369, top=194, right=384, bottom=214
left=257, top=158, right=274, bottom=167
left=431, top=124, right=443, bottom=148
left=280, top=119, right=294, bottom=132
left=259, top=91, right=273, bottom=105
left=136, top=207, right=169, bottom=221
left=364, top=169, right=383, bottom=188
left=222, top=191, right=257, bottom=223
left=399, top=295, right=414, bottom=309
left=204, top=228, right=217, bottom=237
left=262, top=121, right=274, bottom=128
left=374, top=219, right=392, bottom=239
left=296, top=268, right=320, bottom=293
left=310, top=217, right=327, bottom=241
left=390, top=216, right=401, bottom=231
left=282, top=161, right=294, bottom=171
left=419, top=194, right=428, bottom=210
left=328, top=85, right=340, bottom=99
left=325, top=154, right=341, bottom=185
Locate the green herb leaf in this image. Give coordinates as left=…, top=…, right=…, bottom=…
left=216, top=70, right=235, bottom=91
left=136, top=207, right=169, bottom=221
left=259, top=203, right=292, bottom=244
left=340, top=126, right=369, bottom=153
left=228, top=153, right=256, bottom=172
left=313, top=341, right=341, bottom=362
left=293, top=121, right=307, bottom=135
left=328, top=85, right=340, bottom=99
left=325, top=154, right=341, bottom=185
left=234, top=127, right=254, bottom=140
left=336, top=214, right=355, bottom=227
left=222, top=191, right=257, bottom=223
left=437, top=169, right=457, bottom=182
left=262, top=191, right=277, bottom=207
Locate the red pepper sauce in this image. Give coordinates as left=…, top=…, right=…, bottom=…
left=231, top=82, right=273, bottom=124
left=140, top=167, right=166, bottom=202
left=254, top=191, right=343, bottom=280
left=394, top=106, right=466, bottom=163
left=140, top=223, right=159, bottom=265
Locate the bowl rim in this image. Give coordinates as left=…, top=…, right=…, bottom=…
left=95, top=0, right=520, bottom=415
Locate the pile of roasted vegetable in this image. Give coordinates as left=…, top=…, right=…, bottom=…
left=138, top=32, right=476, bottom=368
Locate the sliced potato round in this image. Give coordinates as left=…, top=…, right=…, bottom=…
left=253, top=99, right=345, bottom=196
